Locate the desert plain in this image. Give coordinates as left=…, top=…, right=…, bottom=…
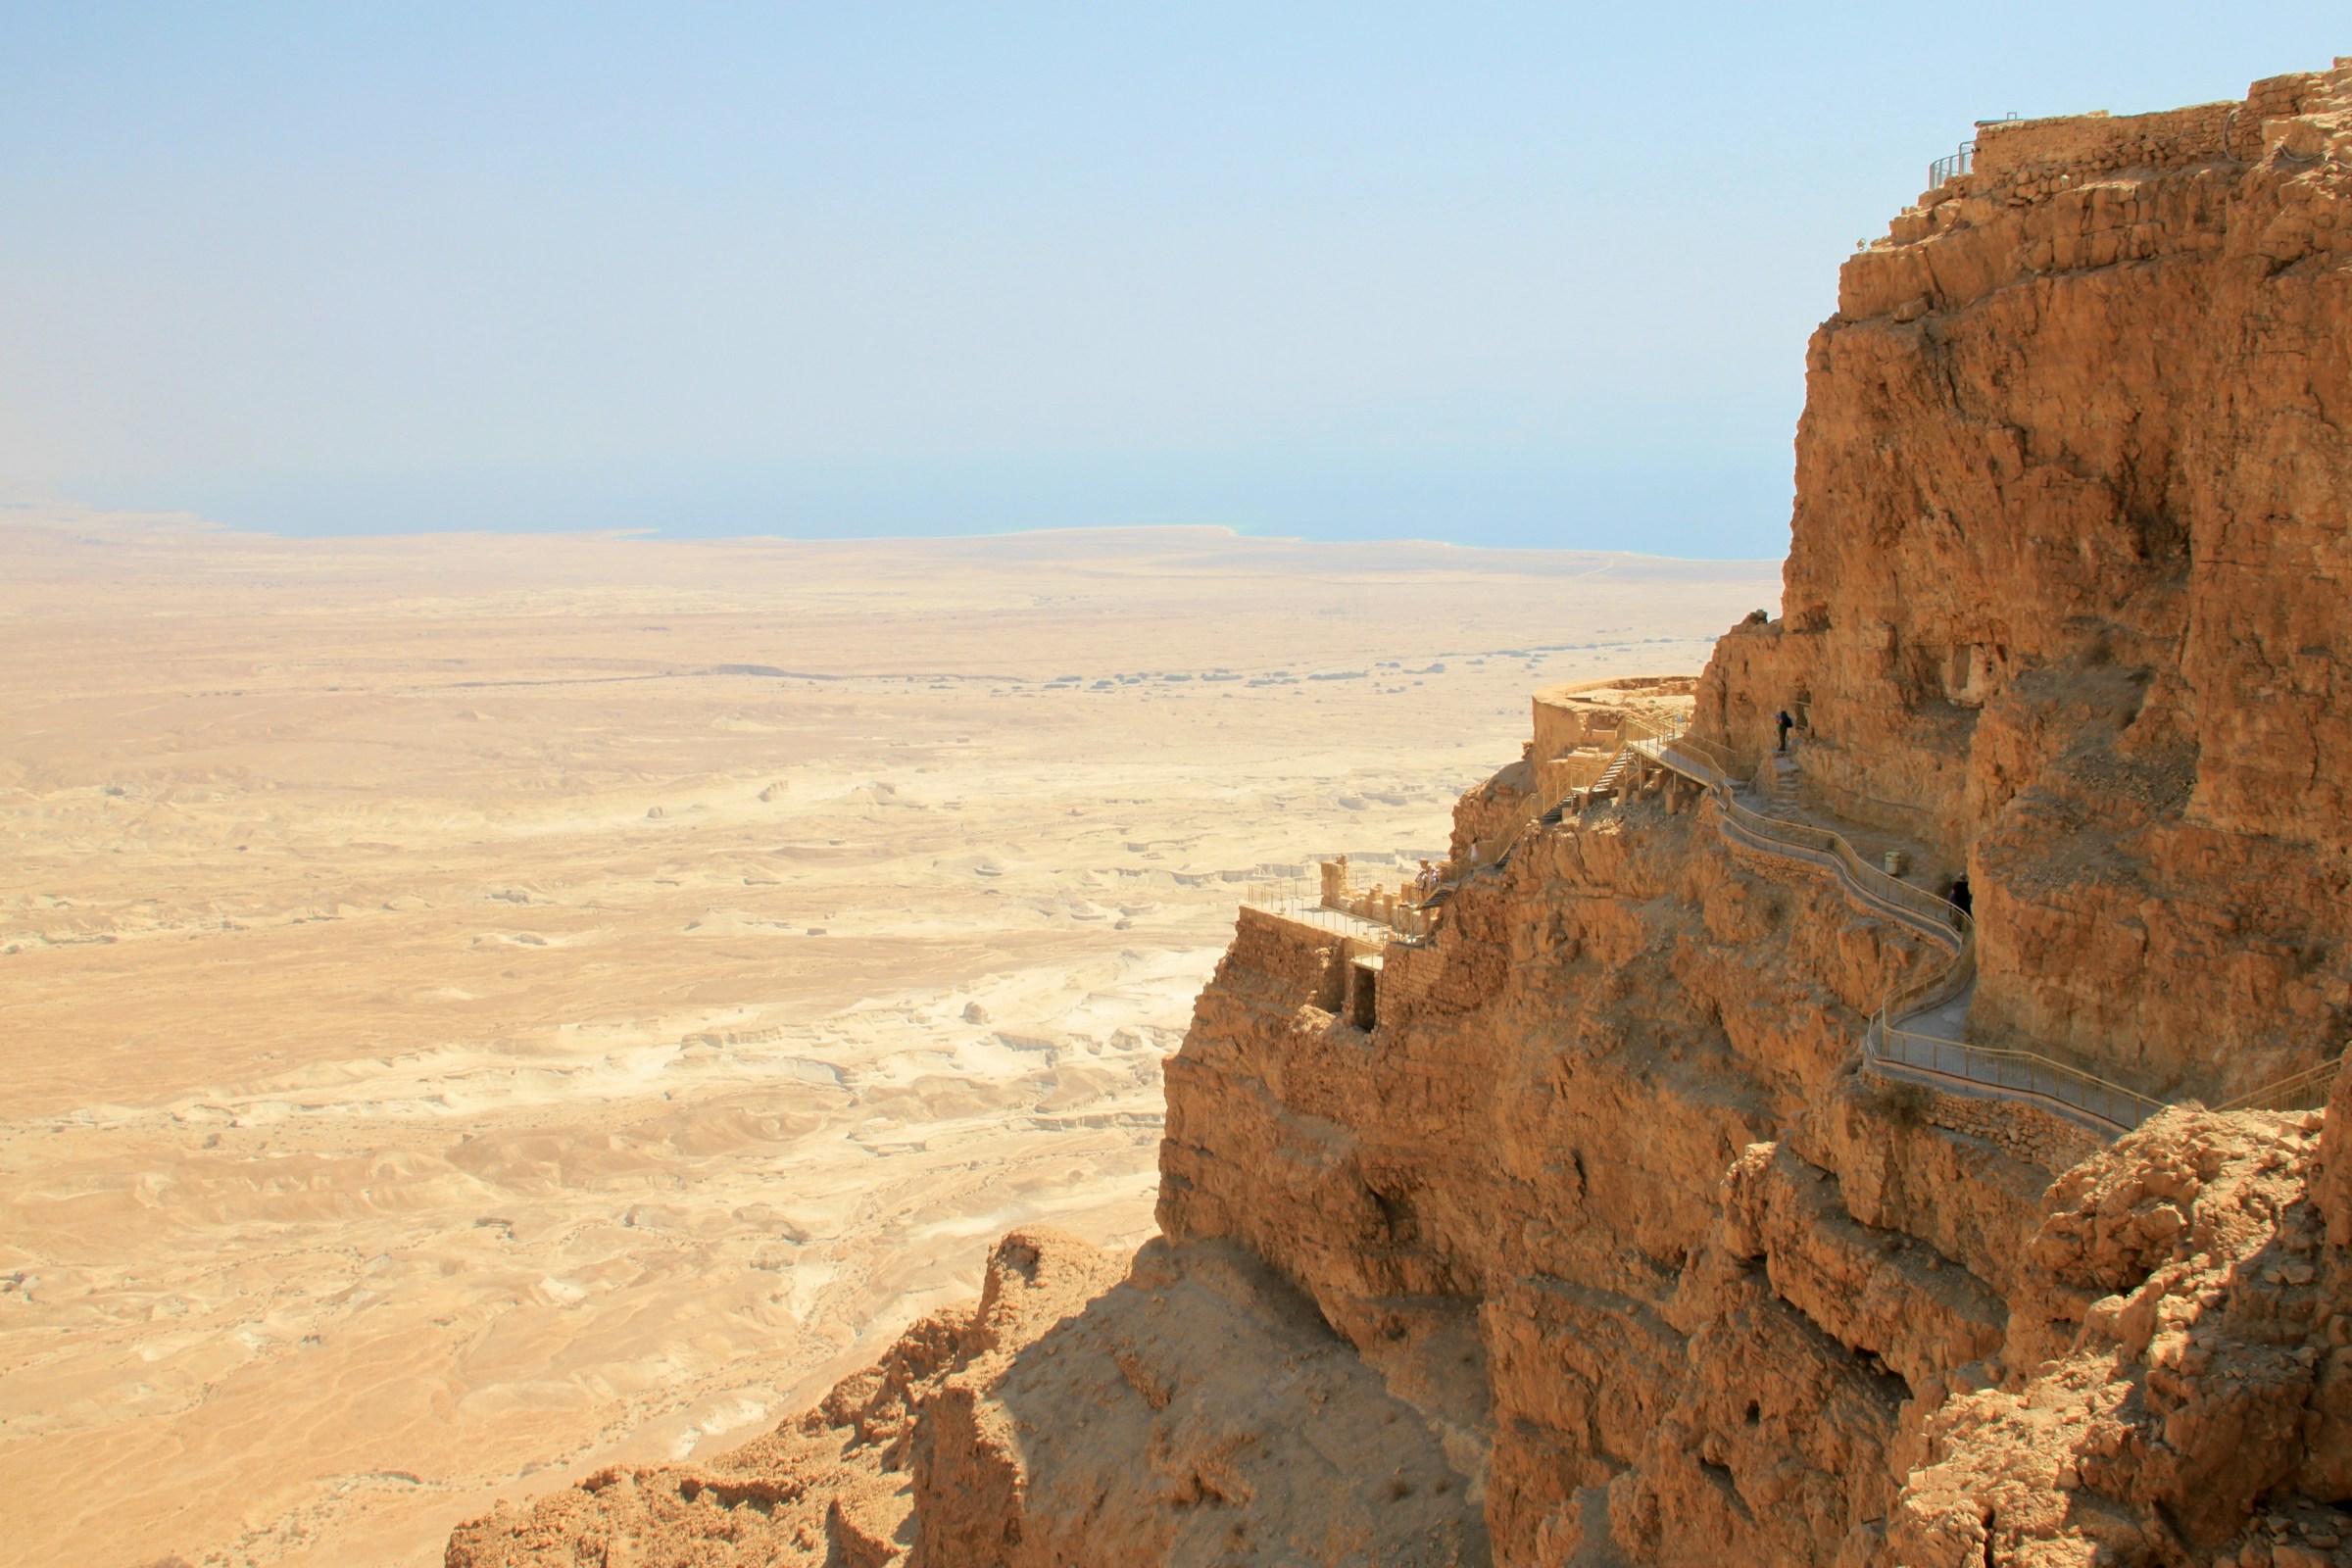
left=0, top=509, right=1778, bottom=1567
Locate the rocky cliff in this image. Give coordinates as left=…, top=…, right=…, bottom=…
left=449, top=65, right=2352, bottom=1568
left=1698, top=65, right=2352, bottom=1102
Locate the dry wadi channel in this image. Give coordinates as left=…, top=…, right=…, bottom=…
left=0, top=510, right=1777, bottom=1568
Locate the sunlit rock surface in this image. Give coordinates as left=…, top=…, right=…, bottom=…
left=450, top=65, right=2352, bottom=1568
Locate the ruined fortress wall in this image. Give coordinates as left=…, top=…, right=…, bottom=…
left=1970, top=100, right=2235, bottom=182
left=1224, top=905, right=1346, bottom=1010
left=1960, top=68, right=2339, bottom=183
left=1529, top=676, right=1697, bottom=763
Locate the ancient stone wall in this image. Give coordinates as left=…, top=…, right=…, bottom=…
left=1529, top=675, right=1696, bottom=763
left=1224, top=904, right=1347, bottom=1012
left=1851, top=1067, right=2106, bottom=1175
left=1970, top=100, right=2236, bottom=186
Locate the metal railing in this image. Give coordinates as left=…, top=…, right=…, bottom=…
left=1660, top=731, right=1741, bottom=780
left=1641, top=728, right=2334, bottom=1131
left=1879, top=917, right=1974, bottom=1020
left=1637, top=732, right=2155, bottom=1133
left=1242, top=712, right=2337, bottom=1128
left=1244, top=854, right=1446, bottom=942
left=1630, top=732, right=2192, bottom=1134
left=1869, top=1020, right=2170, bottom=1133
left=1238, top=891, right=1417, bottom=943
left=2216, top=1054, right=2344, bottom=1114
left=1636, top=736, right=1969, bottom=952
left=1930, top=140, right=1977, bottom=188
left=1735, top=798, right=1965, bottom=946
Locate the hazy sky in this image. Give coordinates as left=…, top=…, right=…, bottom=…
left=1, top=6, right=2341, bottom=555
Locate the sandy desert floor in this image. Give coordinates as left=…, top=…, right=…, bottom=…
left=0, top=508, right=1778, bottom=1567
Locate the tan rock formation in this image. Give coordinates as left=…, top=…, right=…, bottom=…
left=447, top=1228, right=1487, bottom=1567
left=448, top=65, right=2352, bottom=1568
left=1694, top=63, right=2352, bottom=1102
left=444, top=1229, right=1123, bottom=1568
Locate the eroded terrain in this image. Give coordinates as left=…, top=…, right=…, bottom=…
left=0, top=513, right=1775, bottom=1567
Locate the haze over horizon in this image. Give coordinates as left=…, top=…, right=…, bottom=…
left=3, top=5, right=2343, bottom=556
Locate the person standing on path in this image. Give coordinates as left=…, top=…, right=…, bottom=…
left=1776, top=709, right=1793, bottom=752
left=1947, top=871, right=1973, bottom=922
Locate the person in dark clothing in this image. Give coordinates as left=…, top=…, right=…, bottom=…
left=1947, top=871, right=1973, bottom=921
left=1775, top=710, right=1793, bottom=751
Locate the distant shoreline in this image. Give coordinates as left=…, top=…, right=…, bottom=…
left=0, top=501, right=1788, bottom=568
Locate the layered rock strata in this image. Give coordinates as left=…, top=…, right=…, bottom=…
left=449, top=66, right=2352, bottom=1568
left=1697, top=63, right=2352, bottom=1102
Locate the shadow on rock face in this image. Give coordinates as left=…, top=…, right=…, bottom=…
left=910, top=1233, right=1489, bottom=1567
left=446, top=1227, right=1488, bottom=1567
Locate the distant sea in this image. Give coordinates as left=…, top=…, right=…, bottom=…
left=78, top=446, right=1794, bottom=561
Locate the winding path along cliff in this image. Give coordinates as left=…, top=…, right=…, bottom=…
left=449, top=64, right=2352, bottom=1568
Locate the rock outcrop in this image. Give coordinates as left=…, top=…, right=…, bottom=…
left=448, top=64, right=2352, bottom=1568
left=447, top=1228, right=1487, bottom=1567
left=445, top=1228, right=1126, bottom=1568
left=1696, top=64, right=2352, bottom=1102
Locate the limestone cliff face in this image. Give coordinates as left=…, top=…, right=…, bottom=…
left=1161, top=821, right=1979, bottom=1566
left=1141, top=68, right=2352, bottom=1563
left=448, top=68, right=2352, bottom=1568
left=1696, top=66, right=2352, bottom=1101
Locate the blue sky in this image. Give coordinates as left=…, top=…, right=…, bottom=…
left=0, top=5, right=2340, bottom=556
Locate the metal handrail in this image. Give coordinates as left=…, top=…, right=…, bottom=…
left=1650, top=729, right=2338, bottom=1130
left=1636, top=731, right=2160, bottom=1130
left=1730, top=796, right=1962, bottom=936
left=1881, top=919, right=1973, bottom=1018
left=1248, top=714, right=2331, bottom=1126
left=1869, top=1018, right=2170, bottom=1132
left=2215, top=1054, right=2345, bottom=1114
left=1663, top=731, right=1742, bottom=779
left=1240, top=892, right=1417, bottom=944
left=1631, top=734, right=2187, bottom=1131
left=1637, top=736, right=1970, bottom=950
left=1929, top=140, right=1977, bottom=188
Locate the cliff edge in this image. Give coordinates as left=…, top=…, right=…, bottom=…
left=448, top=63, right=2352, bottom=1568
